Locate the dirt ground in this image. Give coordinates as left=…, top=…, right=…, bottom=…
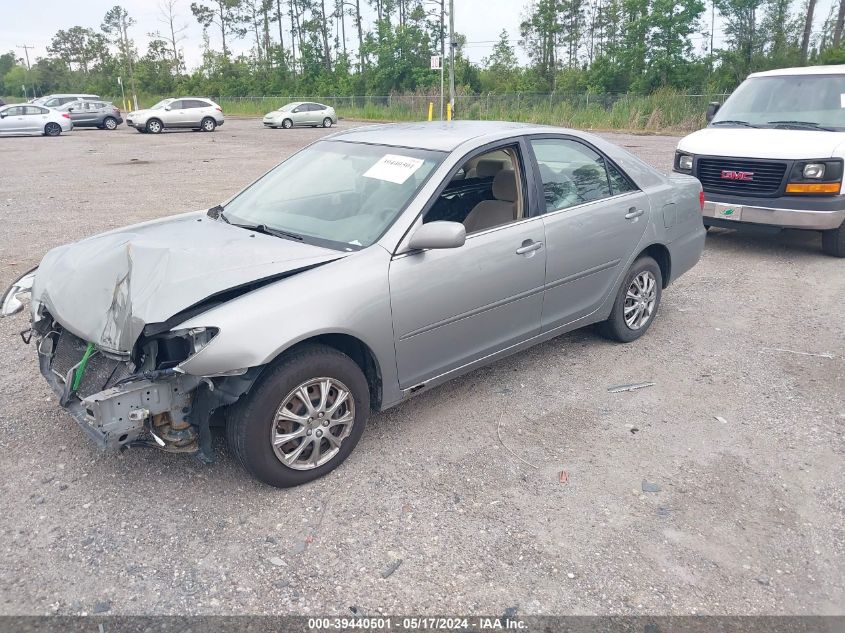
left=0, top=119, right=842, bottom=616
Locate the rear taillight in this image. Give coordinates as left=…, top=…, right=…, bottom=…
left=699, top=190, right=705, bottom=211
left=62, top=113, right=70, bottom=119
left=215, top=107, right=222, bottom=112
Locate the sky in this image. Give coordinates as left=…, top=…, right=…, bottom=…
left=0, top=0, right=836, bottom=74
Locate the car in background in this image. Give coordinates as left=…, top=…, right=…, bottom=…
left=2, top=121, right=704, bottom=487
left=263, top=102, right=337, bottom=129
left=127, top=97, right=224, bottom=134
left=675, top=64, right=845, bottom=257
left=32, top=94, right=100, bottom=108
left=0, top=98, right=5, bottom=107
left=58, top=100, right=123, bottom=130
left=0, top=104, right=72, bottom=136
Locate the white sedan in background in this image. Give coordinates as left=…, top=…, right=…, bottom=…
left=263, top=102, right=337, bottom=129
left=0, top=104, right=72, bottom=137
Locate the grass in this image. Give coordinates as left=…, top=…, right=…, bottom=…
left=3, top=90, right=724, bottom=133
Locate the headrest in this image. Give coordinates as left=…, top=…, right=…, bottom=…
left=475, top=159, right=507, bottom=178
left=492, top=169, right=517, bottom=203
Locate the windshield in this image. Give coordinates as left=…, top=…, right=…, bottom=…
left=222, top=140, right=444, bottom=249
left=279, top=103, right=296, bottom=112
left=713, top=75, right=845, bottom=131
left=149, top=99, right=172, bottom=110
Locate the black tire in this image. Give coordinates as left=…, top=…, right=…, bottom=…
left=600, top=256, right=663, bottom=343
left=103, top=116, right=118, bottom=130
left=322, top=117, right=333, bottom=128
left=44, top=122, right=62, bottom=137
left=821, top=222, right=845, bottom=257
left=146, top=118, right=163, bottom=134
left=201, top=117, right=216, bottom=132
left=226, top=344, right=370, bottom=488
left=282, top=118, right=293, bottom=129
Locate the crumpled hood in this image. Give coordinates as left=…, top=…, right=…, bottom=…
left=678, top=127, right=845, bottom=160
left=32, top=212, right=343, bottom=354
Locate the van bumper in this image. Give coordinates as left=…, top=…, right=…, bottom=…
left=702, top=192, right=845, bottom=231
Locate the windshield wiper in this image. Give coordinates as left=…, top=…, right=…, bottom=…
left=208, top=205, right=303, bottom=241
left=207, top=204, right=225, bottom=220
left=711, top=120, right=760, bottom=128
left=767, top=120, right=836, bottom=132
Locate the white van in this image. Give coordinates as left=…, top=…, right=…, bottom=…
left=32, top=94, right=101, bottom=108
left=675, top=65, right=845, bottom=257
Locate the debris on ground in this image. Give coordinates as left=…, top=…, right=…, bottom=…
left=761, top=347, right=834, bottom=359
left=715, top=416, right=729, bottom=424
left=268, top=557, right=285, bottom=567
left=642, top=480, right=662, bottom=493
left=496, top=412, right=538, bottom=469
left=608, top=382, right=655, bottom=393
left=92, top=600, right=111, bottom=614
left=381, top=559, right=403, bottom=579
left=559, top=470, right=569, bottom=484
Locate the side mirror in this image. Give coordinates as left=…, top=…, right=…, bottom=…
left=0, top=113, right=6, bottom=119
left=164, top=105, right=172, bottom=111
left=705, top=102, right=721, bottom=123
left=67, top=108, right=74, bottom=112
left=408, top=221, right=466, bottom=251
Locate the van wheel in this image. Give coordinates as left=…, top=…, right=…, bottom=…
left=600, top=256, right=663, bottom=343
left=282, top=118, right=293, bottom=129
left=146, top=119, right=163, bottom=134
left=226, top=344, right=370, bottom=488
left=201, top=117, right=216, bottom=132
left=44, top=122, right=62, bottom=136
left=822, top=222, right=845, bottom=257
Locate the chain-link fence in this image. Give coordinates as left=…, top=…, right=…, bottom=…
left=214, top=92, right=731, bottom=131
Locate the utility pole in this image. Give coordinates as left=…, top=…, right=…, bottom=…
left=709, top=0, right=715, bottom=73
left=440, top=0, right=445, bottom=120
left=448, top=0, right=455, bottom=116
left=16, top=44, right=34, bottom=99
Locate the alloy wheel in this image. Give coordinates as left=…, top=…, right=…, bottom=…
left=271, top=377, right=355, bottom=470
left=104, top=117, right=117, bottom=130
left=623, top=270, right=657, bottom=330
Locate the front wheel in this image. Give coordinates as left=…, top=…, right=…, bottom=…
left=821, top=222, right=845, bottom=257
left=322, top=117, right=333, bottom=128
left=600, top=256, right=662, bottom=343
left=282, top=118, right=293, bottom=129
left=146, top=119, right=163, bottom=134
left=44, top=122, right=62, bottom=137
left=201, top=117, right=216, bottom=132
left=226, top=344, right=370, bottom=488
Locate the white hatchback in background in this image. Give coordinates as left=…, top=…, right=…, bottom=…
left=674, top=64, right=845, bottom=256
left=127, top=97, right=224, bottom=134
left=263, top=102, right=337, bottom=129
left=0, top=104, right=72, bottom=137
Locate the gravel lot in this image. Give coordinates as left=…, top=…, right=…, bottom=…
left=0, top=119, right=843, bottom=617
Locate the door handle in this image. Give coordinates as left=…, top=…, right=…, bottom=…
left=625, top=207, right=644, bottom=220
left=515, top=240, right=543, bottom=255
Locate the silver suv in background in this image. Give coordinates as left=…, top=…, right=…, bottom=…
left=263, top=102, right=337, bottom=129
left=58, top=100, right=123, bottom=130
left=127, top=97, right=224, bottom=134
left=32, top=94, right=101, bottom=108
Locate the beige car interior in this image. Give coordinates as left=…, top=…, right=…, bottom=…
left=461, top=148, right=524, bottom=234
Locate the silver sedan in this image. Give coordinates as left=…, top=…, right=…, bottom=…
left=0, top=104, right=72, bottom=136
left=263, top=101, right=337, bottom=129
left=3, top=121, right=705, bottom=487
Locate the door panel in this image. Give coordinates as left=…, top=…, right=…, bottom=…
left=0, top=107, right=24, bottom=134
left=540, top=192, right=649, bottom=330
left=389, top=219, right=546, bottom=389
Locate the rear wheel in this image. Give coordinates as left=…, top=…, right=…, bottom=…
left=822, top=222, right=845, bottom=257
left=226, top=344, right=370, bottom=488
left=146, top=119, right=163, bottom=134
left=600, top=256, right=663, bottom=343
left=282, top=118, right=293, bottom=129
left=103, top=116, right=118, bottom=130
left=201, top=117, right=216, bottom=132
left=44, top=122, right=62, bottom=137
left=322, top=117, right=333, bottom=128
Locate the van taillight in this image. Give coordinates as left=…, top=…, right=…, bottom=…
left=699, top=190, right=705, bottom=211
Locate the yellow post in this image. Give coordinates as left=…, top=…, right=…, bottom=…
left=427, top=102, right=433, bottom=122
left=446, top=102, right=452, bottom=121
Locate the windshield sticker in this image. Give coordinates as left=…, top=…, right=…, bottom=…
left=363, top=154, right=425, bottom=184
left=841, top=93, right=845, bottom=108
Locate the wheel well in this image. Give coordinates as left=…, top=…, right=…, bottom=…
left=639, top=244, right=671, bottom=288
left=285, top=334, right=383, bottom=410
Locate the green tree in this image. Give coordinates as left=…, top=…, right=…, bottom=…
left=481, top=30, right=519, bottom=92
left=102, top=6, right=139, bottom=108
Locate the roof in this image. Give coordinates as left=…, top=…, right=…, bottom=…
left=329, top=120, right=540, bottom=151
left=749, top=64, right=845, bottom=78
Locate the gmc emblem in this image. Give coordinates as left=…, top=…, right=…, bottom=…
left=721, top=170, right=754, bottom=181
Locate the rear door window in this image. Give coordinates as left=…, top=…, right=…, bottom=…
left=531, top=138, right=613, bottom=212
